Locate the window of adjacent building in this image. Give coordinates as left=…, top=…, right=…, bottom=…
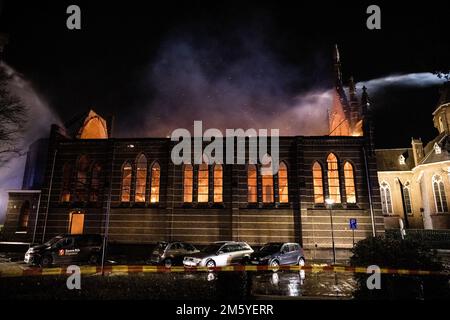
left=150, top=162, right=160, bottom=203
left=247, top=164, right=257, bottom=203
left=121, top=162, right=132, bottom=202
left=278, top=161, right=289, bottom=203
left=198, top=163, right=209, bottom=203
left=380, top=181, right=393, bottom=214
left=90, top=163, right=101, bottom=202
left=434, top=143, right=442, bottom=155
left=433, top=175, right=448, bottom=213
left=76, top=155, right=90, bottom=202
left=69, top=211, right=84, bottom=235
left=61, top=163, right=72, bottom=202
left=399, top=155, right=405, bottom=165
left=403, top=182, right=412, bottom=215
left=312, top=162, right=324, bottom=204
left=183, top=164, right=193, bottom=203
left=135, top=154, right=147, bottom=202
left=261, top=163, right=274, bottom=203
left=18, top=200, right=30, bottom=232
left=214, top=164, right=223, bottom=203
left=327, top=153, right=341, bottom=203
left=343, top=161, right=356, bottom=203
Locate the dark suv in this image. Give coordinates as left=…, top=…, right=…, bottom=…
left=149, top=241, right=199, bottom=267
left=249, top=242, right=305, bottom=267
left=24, top=234, right=103, bottom=267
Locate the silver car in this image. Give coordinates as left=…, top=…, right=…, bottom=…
left=183, top=241, right=254, bottom=267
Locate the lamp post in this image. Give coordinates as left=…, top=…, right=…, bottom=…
left=325, top=198, right=336, bottom=264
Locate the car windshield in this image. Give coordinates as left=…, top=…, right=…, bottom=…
left=43, top=236, right=63, bottom=247
left=201, top=244, right=223, bottom=253
left=259, top=243, right=282, bottom=254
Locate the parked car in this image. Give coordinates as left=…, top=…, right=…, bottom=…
left=24, top=234, right=103, bottom=267
left=149, top=241, right=199, bottom=267
left=183, top=241, right=254, bottom=267
left=249, top=242, right=305, bottom=267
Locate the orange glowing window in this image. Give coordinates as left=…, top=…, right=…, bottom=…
left=327, top=153, right=341, bottom=203
left=18, top=201, right=30, bottom=232
left=121, top=162, right=132, bottom=202
left=150, top=162, right=160, bottom=203
left=69, top=212, right=84, bottom=235
left=198, top=163, right=209, bottom=203
left=135, top=154, right=147, bottom=202
left=214, top=164, right=223, bottom=203
left=61, top=163, right=72, bottom=202
left=183, top=164, right=193, bottom=203
left=247, top=164, right=257, bottom=203
left=76, top=155, right=90, bottom=202
left=312, top=162, right=324, bottom=204
left=278, top=162, right=289, bottom=203
left=344, top=161, right=356, bottom=203
left=261, top=162, right=274, bottom=204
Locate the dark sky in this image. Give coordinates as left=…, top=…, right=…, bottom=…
left=0, top=0, right=449, bottom=148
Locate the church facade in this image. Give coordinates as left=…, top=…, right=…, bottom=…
left=2, top=48, right=385, bottom=258
left=376, top=81, right=450, bottom=230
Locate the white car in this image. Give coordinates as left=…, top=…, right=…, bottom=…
left=183, top=241, right=254, bottom=267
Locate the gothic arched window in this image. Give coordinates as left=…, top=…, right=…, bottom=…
left=403, top=182, right=412, bottom=215
left=18, top=200, right=30, bottom=232
left=135, top=154, right=147, bottom=202
left=380, top=181, right=393, bottom=214
left=327, top=153, right=341, bottom=203
left=150, top=162, right=160, bottom=203
left=278, top=161, right=289, bottom=203
left=121, top=162, right=132, bottom=202
left=76, top=155, right=90, bottom=202
left=61, top=163, right=72, bottom=202
left=198, top=163, right=209, bottom=203
left=312, top=162, right=324, bottom=204
left=261, top=155, right=274, bottom=203
left=433, top=175, right=448, bottom=213
left=344, top=161, right=356, bottom=203
left=90, top=163, right=102, bottom=202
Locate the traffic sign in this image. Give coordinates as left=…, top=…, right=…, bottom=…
left=349, top=218, right=357, bottom=230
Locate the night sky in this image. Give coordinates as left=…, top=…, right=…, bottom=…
left=0, top=0, right=449, bottom=148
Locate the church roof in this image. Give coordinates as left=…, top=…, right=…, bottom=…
left=420, top=133, right=450, bottom=165
left=375, top=148, right=415, bottom=171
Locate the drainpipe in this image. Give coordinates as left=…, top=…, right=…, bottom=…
left=41, top=149, right=58, bottom=243
left=363, top=147, right=376, bottom=236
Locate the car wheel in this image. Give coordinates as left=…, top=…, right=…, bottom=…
left=89, top=254, right=99, bottom=265
left=270, top=260, right=279, bottom=268
left=206, top=259, right=216, bottom=268
left=298, top=257, right=306, bottom=267
left=164, top=258, right=172, bottom=268
left=40, top=255, right=52, bottom=268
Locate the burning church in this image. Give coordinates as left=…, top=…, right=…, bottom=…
left=2, top=46, right=384, bottom=259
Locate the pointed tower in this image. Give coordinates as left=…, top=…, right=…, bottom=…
left=329, top=44, right=351, bottom=136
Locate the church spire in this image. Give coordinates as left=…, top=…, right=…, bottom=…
left=333, top=44, right=343, bottom=86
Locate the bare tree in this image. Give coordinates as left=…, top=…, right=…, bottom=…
left=434, top=70, right=450, bottom=81
left=0, top=65, right=28, bottom=166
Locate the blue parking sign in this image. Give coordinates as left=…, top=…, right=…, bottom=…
left=349, top=218, right=357, bottom=230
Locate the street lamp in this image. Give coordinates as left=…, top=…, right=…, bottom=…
left=325, top=198, right=336, bottom=264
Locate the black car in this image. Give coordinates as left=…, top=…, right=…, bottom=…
left=249, top=242, right=305, bottom=267
left=149, top=241, right=199, bottom=267
left=24, top=234, right=103, bottom=267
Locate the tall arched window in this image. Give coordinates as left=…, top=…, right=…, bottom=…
left=198, top=163, right=209, bottom=203
left=121, top=162, right=132, bottom=202
left=433, top=175, right=448, bottom=213
left=61, top=163, right=72, bottom=202
left=18, top=200, right=30, bottom=232
left=380, top=181, right=393, bottom=214
left=261, top=155, right=274, bottom=203
left=247, top=164, right=257, bottom=203
left=90, top=163, right=101, bottom=202
left=150, top=162, right=160, bottom=203
left=214, top=164, right=223, bottom=203
left=183, top=164, right=193, bottom=203
left=344, top=161, right=356, bottom=203
left=76, top=155, right=90, bottom=202
left=403, top=182, right=412, bottom=215
left=312, top=162, right=324, bottom=204
left=135, top=154, right=147, bottom=202
left=278, top=162, right=289, bottom=203
left=327, top=153, right=341, bottom=203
